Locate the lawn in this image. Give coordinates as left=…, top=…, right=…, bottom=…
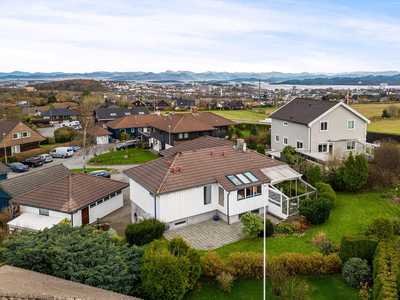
left=349, top=102, right=400, bottom=119
left=367, top=118, right=400, bottom=135
left=178, top=109, right=272, bottom=122
left=70, top=168, right=114, bottom=173
left=88, top=148, right=158, bottom=165
left=184, top=275, right=358, bottom=300
left=214, top=191, right=400, bottom=259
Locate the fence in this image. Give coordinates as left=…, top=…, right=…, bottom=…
left=367, top=131, right=400, bottom=143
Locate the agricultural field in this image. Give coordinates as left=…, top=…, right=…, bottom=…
left=349, top=102, right=400, bottom=119
left=367, top=119, right=400, bottom=135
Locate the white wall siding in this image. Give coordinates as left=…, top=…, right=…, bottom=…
left=72, top=210, right=82, bottom=227
left=130, top=179, right=155, bottom=217
left=96, top=135, right=109, bottom=145
left=271, top=119, right=309, bottom=151
left=88, top=193, right=123, bottom=224
left=20, top=205, right=70, bottom=220
left=228, top=184, right=268, bottom=217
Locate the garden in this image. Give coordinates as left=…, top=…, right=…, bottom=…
left=88, top=147, right=158, bottom=165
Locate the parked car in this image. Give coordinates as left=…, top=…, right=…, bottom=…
left=115, top=140, right=138, bottom=150
left=50, top=147, right=74, bottom=158
left=89, top=170, right=111, bottom=178
left=21, top=157, right=44, bottom=168
left=71, top=124, right=82, bottom=130
left=38, top=154, right=53, bottom=163
left=6, top=162, right=29, bottom=173
left=69, top=121, right=80, bottom=126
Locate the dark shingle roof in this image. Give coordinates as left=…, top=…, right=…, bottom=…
left=0, top=164, right=72, bottom=198
left=10, top=172, right=128, bottom=212
left=124, top=145, right=284, bottom=195
left=160, top=136, right=234, bottom=156
left=0, top=265, right=140, bottom=300
left=95, top=107, right=150, bottom=121
left=269, top=98, right=338, bottom=125
left=42, top=108, right=80, bottom=117
left=0, top=120, right=19, bottom=140
left=0, top=162, right=11, bottom=174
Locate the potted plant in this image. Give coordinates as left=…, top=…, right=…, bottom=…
left=214, top=215, right=219, bottom=221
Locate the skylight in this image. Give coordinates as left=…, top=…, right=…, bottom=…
left=236, top=174, right=250, bottom=184
left=244, top=172, right=259, bottom=182
left=227, top=175, right=242, bottom=186
left=125, top=112, right=131, bottom=115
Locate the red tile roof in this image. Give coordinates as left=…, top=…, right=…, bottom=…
left=106, top=114, right=164, bottom=130
left=147, top=114, right=216, bottom=133
left=87, top=126, right=112, bottom=136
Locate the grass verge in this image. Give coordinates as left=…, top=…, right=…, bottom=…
left=88, top=148, right=158, bottom=165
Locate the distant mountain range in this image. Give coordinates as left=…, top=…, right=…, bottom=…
left=0, top=70, right=399, bottom=84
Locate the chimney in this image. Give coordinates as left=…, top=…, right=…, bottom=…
left=223, top=151, right=226, bottom=157
left=167, top=161, right=171, bottom=167
left=192, top=107, right=199, bottom=114
left=211, top=150, right=214, bottom=156
left=172, top=167, right=176, bottom=173
left=179, top=166, right=182, bottom=173
left=236, top=139, right=245, bottom=152
left=2, top=114, right=7, bottom=120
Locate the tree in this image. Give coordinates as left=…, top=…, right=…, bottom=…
left=299, top=197, right=331, bottom=224
left=250, top=124, right=259, bottom=136
left=342, top=152, right=368, bottom=192
left=382, top=109, right=390, bottom=118
left=306, top=165, right=325, bottom=186
left=241, top=212, right=263, bottom=238
left=47, top=95, right=57, bottom=104
left=257, top=144, right=265, bottom=155
left=77, top=93, right=103, bottom=173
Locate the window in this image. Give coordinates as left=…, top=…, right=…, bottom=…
left=236, top=173, right=250, bottom=184
left=116, top=190, right=122, bottom=195
left=104, top=195, right=110, bottom=201
left=11, top=145, right=20, bottom=155
left=246, top=187, right=254, bottom=198
left=219, top=187, right=224, bottom=206
left=125, top=112, right=131, bottom=115
left=296, top=141, right=304, bottom=149
left=283, top=137, right=288, bottom=145
left=237, top=189, right=245, bottom=200
left=204, top=186, right=211, bottom=205
left=39, top=208, right=49, bottom=216
left=139, top=112, right=145, bottom=115
left=283, top=121, right=288, bottom=126
left=110, top=113, right=116, bottom=116
left=110, top=193, right=116, bottom=198
left=244, top=172, right=259, bottom=182
left=184, top=133, right=188, bottom=138
left=346, top=141, right=356, bottom=151
left=318, top=143, right=328, bottom=153
left=320, top=121, right=328, bottom=131
left=90, top=203, right=96, bottom=208
left=275, top=134, right=280, bottom=143
left=158, top=129, right=163, bottom=134
left=347, top=120, right=355, bottom=130
left=227, top=175, right=242, bottom=186
left=179, top=133, right=183, bottom=139
left=137, top=128, right=142, bottom=132
left=22, top=131, right=30, bottom=138
left=175, top=220, right=187, bottom=226
left=12, top=133, right=21, bottom=140
left=97, top=199, right=104, bottom=205
left=254, top=185, right=262, bottom=196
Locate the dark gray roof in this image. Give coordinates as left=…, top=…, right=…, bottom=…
left=0, top=162, right=11, bottom=175
left=95, top=107, right=150, bottom=121
left=42, top=108, right=80, bottom=117
left=0, top=164, right=72, bottom=198
left=269, top=98, right=338, bottom=125
left=0, top=120, right=19, bottom=141
left=176, top=100, right=195, bottom=107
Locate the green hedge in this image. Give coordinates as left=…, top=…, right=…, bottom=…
left=372, top=239, right=400, bottom=300
left=235, top=123, right=271, bottom=131
left=338, top=235, right=379, bottom=264
left=125, top=218, right=166, bottom=246
left=1, top=156, right=17, bottom=164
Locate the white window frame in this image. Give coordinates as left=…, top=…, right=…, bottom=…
left=346, top=141, right=356, bottom=151
left=296, top=141, right=304, bottom=149
left=283, top=121, right=288, bottom=126
left=318, top=143, right=328, bottom=153
left=22, top=131, right=30, bottom=138
left=275, top=134, right=280, bottom=143
left=11, top=145, right=20, bottom=154
left=179, top=133, right=183, bottom=139
left=347, top=120, right=355, bottom=130
left=283, top=137, right=288, bottom=145
left=39, top=208, right=49, bottom=216
left=320, top=121, right=329, bottom=132
left=184, top=132, right=188, bottom=138
left=12, top=132, right=21, bottom=140
left=204, top=185, right=211, bottom=205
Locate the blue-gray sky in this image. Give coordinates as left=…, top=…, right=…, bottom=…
left=1, top=0, right=399, bottom=73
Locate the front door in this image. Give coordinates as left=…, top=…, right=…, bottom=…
left=82, top=207, right=89, bottom=225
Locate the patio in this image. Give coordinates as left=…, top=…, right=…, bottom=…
left=163, top=214, right=281, bottom=251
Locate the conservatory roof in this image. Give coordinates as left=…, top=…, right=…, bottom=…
left=260, top=165, right=301, bottom=184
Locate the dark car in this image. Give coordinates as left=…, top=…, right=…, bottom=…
left=89, top=170, right=111, bottom=178
left=6, top=162, right=29, bottom=173
left=21, top=157, right=44, bottom=168
left=115, top=140, right=138, bottom=150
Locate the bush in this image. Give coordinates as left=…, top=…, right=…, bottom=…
left=382, top=109, right=391, bottom=118
left=141, top=237, right=201, bottom=300
left=290, top=221, right=301, bottom=232
left=338, top=235, right=379, bottom=264
left=256, top=144, right=265, bottom=155
left=54, top=127, right=76, bottom=143
left=249, top=124, right=259, bottom=136
left=241, top=212, right=263, bottom=238
left=201, top=252, right=225, bottom=277
left=342, top=152, right=368, bottom=192
left=1, top=156, right=17, bottom=164
left=259, top=218, right=275, bottom=237
left=226, top=252, right=264, bottom=278
left=299, top=197, right=331, bottom=225
left=277, top=222, right=294, bottom=235
left=365, top=215, right=394, bottom=239
left=342, top=257, right=372, bottom=288
left=125, top=218, right=166, bottom=246
left=315, top=182, right=336, bottom=208
left=136, top=141, right=143, bottom=149
left=280, top=277, right=310, bottom=300
left=327, top=167, right=345, bottom=191
left=306, top=165, right=325, bottom=186
left=373, top=140, right=400, bottom=176
left=235, top=128, right=243, bottom=138
left=392, top=217, right=400, bottom=236
left=143, top=142, right=150, bottom=149
left=320, top=240, right=337, bottom=256
left=216, top=272, right=234, bottom=294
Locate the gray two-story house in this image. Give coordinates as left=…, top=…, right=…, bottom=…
left=269, top=98, right=370, bottom=160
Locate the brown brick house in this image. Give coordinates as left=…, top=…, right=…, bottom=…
left=0, top=117, right=46, bottom=158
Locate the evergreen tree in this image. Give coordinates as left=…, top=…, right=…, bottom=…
left=342, top=152, right=368, bottom=191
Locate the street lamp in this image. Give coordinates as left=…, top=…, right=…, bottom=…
left=357, top=82, right=361, bottom=112
left=3, top=133, right=7, bottom=164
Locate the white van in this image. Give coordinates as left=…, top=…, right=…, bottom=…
left=50, top=147, right=74, bottom=158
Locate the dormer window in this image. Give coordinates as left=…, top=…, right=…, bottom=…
left=125, top=112, right=131, bottom=115
left=110, top=113, right=116, bottom=116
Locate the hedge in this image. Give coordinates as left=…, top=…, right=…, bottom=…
left=234, top=123, right=271, bottom=131
left=338, top=235, right=379, bottom=264
left=125, top=218, right=166, bottom=246
left=372, top=239, right=400, bottom=300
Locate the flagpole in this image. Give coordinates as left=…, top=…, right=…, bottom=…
left=263, top=184, right=267, bottom=300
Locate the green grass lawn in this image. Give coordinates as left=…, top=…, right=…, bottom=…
left=88, top=148, right=158, bottom=165
left=367, top=118, right=400, bottom=135
left=184, top=275, right=358, bottom=300
left=70, top=168, right=114, bottom=173
left=214, top=191, right=400, bottom=259
left=178, top=109, right=271, bottom=122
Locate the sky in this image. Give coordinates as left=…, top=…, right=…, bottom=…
left=1, top=0, right=400, bottom=74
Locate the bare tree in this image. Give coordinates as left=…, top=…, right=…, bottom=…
left=77, top=93, right=103, bottom=173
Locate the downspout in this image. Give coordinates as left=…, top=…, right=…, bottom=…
left=71, top=213, right=74, bottom=226
left=308, top=126, right=311, bottom=151
left=154, top=195, right=157, bottom=219
left=227, top=192, right=230, bottom=225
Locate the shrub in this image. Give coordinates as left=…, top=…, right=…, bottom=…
left=136, top=141, right=143, bottom=149
left=382, top=109, right=390, bottom=118
left=299, top=197, right=331, bottom=225
left=327, top=167, right=345, bottom=191
left=306, top=165, right=325, bottom=186
left=143, top=142, right=150, bottom=149
left=267, top=258, right=289, bottom=296
left=372, top=140, right=400, bottom=176
left=201, top=252, right=225, bottom=277
left=48, top=136, right=56, bottom=144
left=256, top=144, right=265, bottom=155
left=310, top=230, right=327, bottom=248
left=392, top=217, right=400, bottom=236
left=241, top=212, right=263, bottom=238
left=367, top=163, right=398, bottom=191
left=315, top=182, right=336, bottom=208
left=235, top=128, right=243, bottom=138
left=342, top=152, right=369, bottom=192
left=1, top=156, right=17, bottom=164
left=365, top=215, right=394, bottom=239
left=277, top=222, right=294, bottom=235
left=249, top=124, right=259, bottom=136
left=54, top=127, right=76, bottom=143
left=226, top=252, right=264, bottom=278
left=388, top=105, right=398, bottom=117
left=342, top=257, right=372, bottom=288
left=141, top=237, right=201, bottom=300
left=280, top=277, right=310, bottom=300
left=320, top=240, right=337, bottom=256
left=125, top=218, right=166, bottom=246
left=216, top=272, right=234, bottom=294
left=259, top=218, right=275, bottom=237
left=290, top=221, right=301, bottom=232
left=338, top=235, right=379, bottom=264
